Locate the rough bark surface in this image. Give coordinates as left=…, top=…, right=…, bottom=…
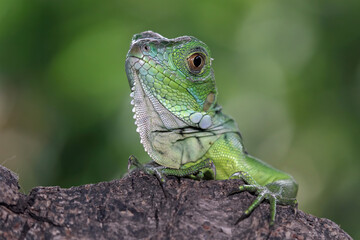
left=0, top=165, right=352, bottom=240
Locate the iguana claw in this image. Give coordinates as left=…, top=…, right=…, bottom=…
left=128, top=155, right=141, bottom=171
left=229, top=171, right=278, bottom=226
left=209, top=160, right=217, bottom=179
left=128, top=155, right=167, bottom=182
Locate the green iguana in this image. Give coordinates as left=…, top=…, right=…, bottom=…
left=125, top=31, right=298, bottom=225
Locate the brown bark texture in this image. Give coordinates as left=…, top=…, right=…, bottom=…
left=0, top=165, right=352, bottom=240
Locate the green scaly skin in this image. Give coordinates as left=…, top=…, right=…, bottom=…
left=125, top=31, right=298, bottom=225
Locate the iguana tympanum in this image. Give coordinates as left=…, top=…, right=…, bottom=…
left=125, top=31, right=298, bottom=225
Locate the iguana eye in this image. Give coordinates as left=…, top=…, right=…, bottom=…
left=187, top=53, right=205, bottom=74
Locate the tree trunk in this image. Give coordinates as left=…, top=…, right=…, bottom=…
left=0, top=165, right=352, bottom=239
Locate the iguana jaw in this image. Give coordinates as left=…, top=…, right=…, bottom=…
left=125, top=55, right=193, bottom=168
left=125, top=54, right=189, bottom=130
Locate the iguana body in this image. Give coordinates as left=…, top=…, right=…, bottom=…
left=125, top=31, right=298, bottom=225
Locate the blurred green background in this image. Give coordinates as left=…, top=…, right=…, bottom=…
left=0, top=0, right=359, bottom=237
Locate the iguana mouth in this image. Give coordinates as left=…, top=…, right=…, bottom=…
left=125, top=59, right=135, bottom=89
left=124, top=46, right=142, bottom=90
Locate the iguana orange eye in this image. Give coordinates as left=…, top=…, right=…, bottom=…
left=187, top=53, right=205, bottom=74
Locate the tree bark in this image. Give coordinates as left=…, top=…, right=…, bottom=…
left=0, top=165, right=352, bottom=240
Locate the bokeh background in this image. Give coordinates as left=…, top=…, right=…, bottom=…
left=0, top=0, right=359, bottom=237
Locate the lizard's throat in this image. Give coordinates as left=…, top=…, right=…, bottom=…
left=126, top=58, right=189, bottom=131
left=126, top=59, right=192, bottom=168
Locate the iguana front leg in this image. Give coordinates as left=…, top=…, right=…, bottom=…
left=128, top=155, right=216, bottom=182
left=229, top=171, right=298, bottom=226
left=202, top=133, right=298, bottom=226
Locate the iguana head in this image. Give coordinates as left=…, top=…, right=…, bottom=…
left=125, top=31, right=238, bottom=169
left=125, top=31, right=217, bottom=129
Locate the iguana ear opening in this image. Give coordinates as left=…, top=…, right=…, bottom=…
left=203, top=92, right=216, bottom=112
